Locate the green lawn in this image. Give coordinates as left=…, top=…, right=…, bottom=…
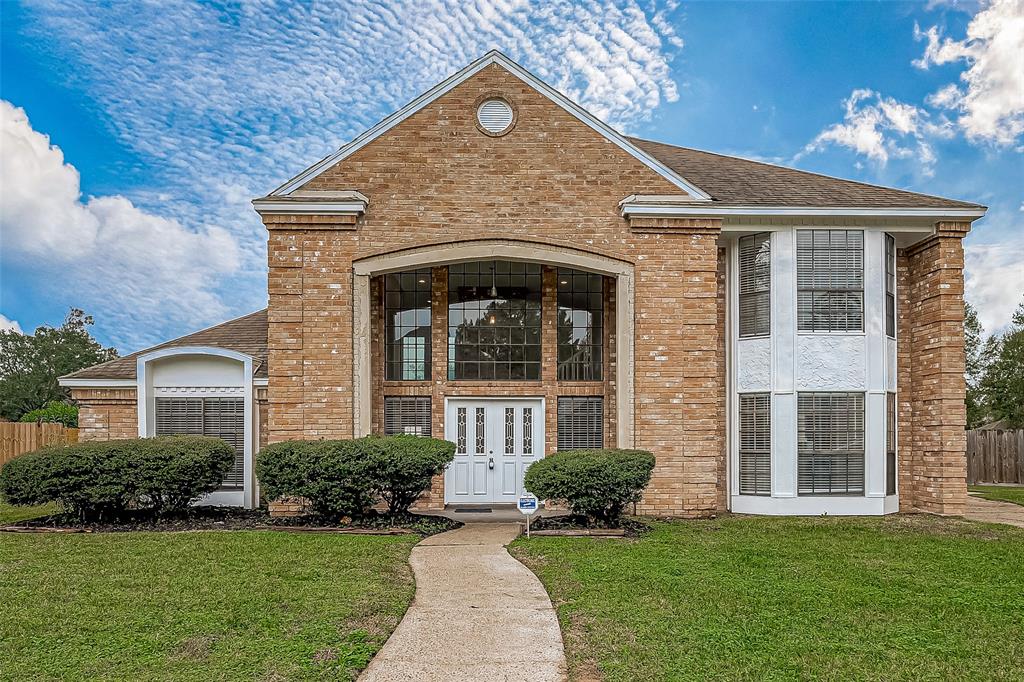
left=0, top=530, right=418, bottom=681
left=511, top=515, right=1024, bottom=682
left=0, top=500, right=57, bottom=524
left=970, top=485, right=1024, bottom=507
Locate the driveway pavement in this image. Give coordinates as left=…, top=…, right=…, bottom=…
left=359, top=522, right=567, bottom=681
left=965, top=494, right=1024, bottom=529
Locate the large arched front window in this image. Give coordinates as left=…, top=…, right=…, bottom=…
left=448, top=261, right=542, bottom=380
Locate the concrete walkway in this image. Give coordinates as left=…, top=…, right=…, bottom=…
left=360, top=523, right=567, bottom=681
left=965, top=494, right=1024, bottom=529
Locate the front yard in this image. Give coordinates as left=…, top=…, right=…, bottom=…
left=0, top=528, right=418, bottom=680
left=970, top=485, right=1024, bottom=507
left=512, top=515, right=1024, bottom=681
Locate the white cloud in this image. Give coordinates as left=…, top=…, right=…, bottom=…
left=8, top=0, right=684, bottom=346
left=0, top=314, right=22, bottom=334
left=914, top=0, right=1024, bottom=145
left=965, top=237, right=1024, bottom=333
left=798, top=89, right=943, bottom=174
left=0, top=101, right=239, bottom=348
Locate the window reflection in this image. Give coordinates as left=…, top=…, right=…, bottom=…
left=385, top=269, right=431, bottom=380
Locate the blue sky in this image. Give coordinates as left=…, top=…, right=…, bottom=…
left=1, top=0, right=1021, bottom=350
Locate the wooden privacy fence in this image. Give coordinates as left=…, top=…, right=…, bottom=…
left=967, top=429, right=1024, bottom=485
left=0, top=422, right=79, bottom=467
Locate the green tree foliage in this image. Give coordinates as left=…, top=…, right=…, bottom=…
left=0, top=309, right=118, bottom=421
left=978, top=300, right=1024, bottom=428
left=964, top=302, right=987, bottom=429
left=18, top=401, right=79, bottom=427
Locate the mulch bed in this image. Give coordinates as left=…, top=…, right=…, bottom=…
left=1, top=507, right=461, bottom=537
left=528, top=514, right=651, bottom=538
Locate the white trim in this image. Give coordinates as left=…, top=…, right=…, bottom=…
left=620, top=203, right=986, bottom=220
left=58, top=378, right=136, bottom=388
left=252, top=200, right=367, bottom=216
left=731, top=494, right=897, bottom=516
left=253, top=378, right=269, bottom=386
left=270, top=51, right=710, bottom=201
left=135, top=346, right=256, bottom=509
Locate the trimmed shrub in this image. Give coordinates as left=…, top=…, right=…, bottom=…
left=524, top=448, right=656, bottom=525
left=361, top=435, right=456, bottom=514
left=19, top=401, right=79, bottom=427
left=256, top=435, right=456, bottom=519
left=0, top=436, right=235, bottom=521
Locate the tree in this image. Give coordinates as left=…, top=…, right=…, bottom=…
left=0, top=309, right=118, bottom=421
left=979, top=299, right=1024, bottom=428
left=964, top=302, right=988, bottom=428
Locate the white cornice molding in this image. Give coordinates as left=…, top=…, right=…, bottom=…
left=252, top=197, right=367, bottom=216
left=266, top=51, right=711, bottom=201
left=58, top=378, right=136, bottom=388
left=619, top=201, right=987, bottom=221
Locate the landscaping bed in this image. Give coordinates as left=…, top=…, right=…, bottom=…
left=1, top=505, right=460, bottom=536
left=512, top=514, right=1024, bottom=681
left=528, top=514, right=651, bottom=537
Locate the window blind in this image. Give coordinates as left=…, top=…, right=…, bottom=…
left=886, top=392, right=897, bottom=495
left=738, top=233, right=771, bottom=337
left=797, top=392, right=865, bottom=495
left=885, top=233, right=896, bottom=338
left=155, top=397, right=244, bottom=488
left=383, top=396, right=431, bottom=437
left=557, top=397, right=603, bottom=450
left=796, top=230, right=864, bottom=332
left=738, top=393, right=771, bottom=495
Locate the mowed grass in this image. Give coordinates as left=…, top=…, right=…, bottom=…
left=511, top=515, right=1024, bottom=682
left=970, top=485, right=1024, bottom=507
left=0, top=500, right=57, bottom=524
left=0, top=530, right=419, bottom=681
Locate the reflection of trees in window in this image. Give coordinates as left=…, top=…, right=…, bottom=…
left=448, top=261, right=542, bottom=380
left=557, top=269, right=603, bottom=381
left=385, top=269, right=432, bottom=380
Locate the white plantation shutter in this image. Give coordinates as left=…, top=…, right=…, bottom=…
left=739, top=394, right=771, bottom=495
left=738, top=233, right=771, bottom=337
left=155, top=397, right=244, bottom=489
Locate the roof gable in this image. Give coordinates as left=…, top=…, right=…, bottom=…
left=272, top=51, right=710, bottom=202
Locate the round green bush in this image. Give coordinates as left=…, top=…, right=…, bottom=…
left=256, top=435, right=456, bottom=519
left=19, top=401, right=79, bottom=427
left=0, top=436, right=235, bottom=521
left=524, top=448, right=656, bottom=525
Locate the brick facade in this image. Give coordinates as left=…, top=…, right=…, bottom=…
left=70, top=388, right=137, bottom=441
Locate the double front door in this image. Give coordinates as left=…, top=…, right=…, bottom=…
left=444, top=398, right=544, bottom=505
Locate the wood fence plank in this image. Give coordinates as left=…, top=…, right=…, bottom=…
left=0, top=422, right=80, bottom=467
left=967, top=429, right=1024, bottom=485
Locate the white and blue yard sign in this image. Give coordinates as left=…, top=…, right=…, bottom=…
left=517, top=493, right=539, bottom=515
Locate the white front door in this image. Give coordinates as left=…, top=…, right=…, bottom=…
left=444, top=398, right=544, bottom=505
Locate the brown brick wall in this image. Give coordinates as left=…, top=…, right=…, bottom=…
left=263, top=62, right=727, bottom=516
left=71, top=388, right=137, bottom=441
left=900, top=224, right=969, bottom=515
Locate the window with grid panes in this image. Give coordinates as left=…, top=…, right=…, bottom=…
left=383, top=396, right=431, bottom=436
left=557, top=269, right=603, bottom=380
left=738, top=233, right=771, bottom=337
left=557, top=397, right=603, bottom=450
left=448, top=261, right=542, bottom=380
left=797, top=230, right=864, bottom=332
left=797, top=392, right=865, bottom=495
left=885, top=233, right=896, bottom=338
left=385, top=269, right=432, bottom=380
left=155, top=397, right=244, bottom=488
left=739, top=393, right=771, bottom=495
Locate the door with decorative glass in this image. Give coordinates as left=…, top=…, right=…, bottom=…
left=444, top=398, right=543, bottom=504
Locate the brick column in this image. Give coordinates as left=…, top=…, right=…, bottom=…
left=902, top=221, right=970, bottom=515
left=629, top=217, right=723, bottom=517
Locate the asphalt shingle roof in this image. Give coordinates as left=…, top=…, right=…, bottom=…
left=629, top=137, right=984, bottom=209
left=63, top=309, right=268, bottom=381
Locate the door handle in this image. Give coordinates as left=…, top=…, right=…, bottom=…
left=488, top=457, right=494, bottom=470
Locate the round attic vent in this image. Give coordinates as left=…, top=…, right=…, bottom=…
left=477, top=98, right=514, bottom=135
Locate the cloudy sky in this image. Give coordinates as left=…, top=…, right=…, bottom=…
left=1, top=0, right=1021, bottom=349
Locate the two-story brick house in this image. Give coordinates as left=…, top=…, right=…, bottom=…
left=61, top=52, right=985, bottom=517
